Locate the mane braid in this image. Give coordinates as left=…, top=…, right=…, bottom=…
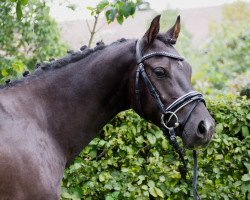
left=37, top=42, right=106, bottom=71
left=38, top=38, right=127, bottom=71
left=0, top=38, right=127, bottom=89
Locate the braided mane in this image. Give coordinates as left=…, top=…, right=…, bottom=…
left=37, top=38, right=127, bottom=71
left=1, top=38, right=127, bottom=89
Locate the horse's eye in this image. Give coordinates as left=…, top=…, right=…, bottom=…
left=154, top=67, right=166, bottom=77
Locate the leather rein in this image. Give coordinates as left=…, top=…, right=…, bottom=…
left=135, top=39, right=205, bottom=200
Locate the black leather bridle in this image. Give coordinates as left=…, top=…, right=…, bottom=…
left=135, top=39, right=205, bottom=200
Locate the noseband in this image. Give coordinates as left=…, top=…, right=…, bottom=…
left=135, top=39, right=205, bottom=200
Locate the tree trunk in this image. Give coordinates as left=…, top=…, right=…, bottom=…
left=88, top=14, right=99, bottom=48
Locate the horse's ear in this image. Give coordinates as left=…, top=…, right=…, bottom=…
left=141, top=15, right=161, bottom=45
left=165, top=15, right=181, bottom=43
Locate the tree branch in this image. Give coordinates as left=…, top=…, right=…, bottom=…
left=86, top=20, right=91, bottom=33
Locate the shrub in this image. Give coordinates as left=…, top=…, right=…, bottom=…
left=0, top=1, right=67, bottom=83
left=61, top=94, right=250, bottom=200
left=192, top=2, right=250, bottom=92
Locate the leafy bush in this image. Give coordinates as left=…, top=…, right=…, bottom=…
left=192, top=2, right=250, bottom=92
left=0, top=0, right=67, bottom=83
left=61, top=94, right=250, bottom=200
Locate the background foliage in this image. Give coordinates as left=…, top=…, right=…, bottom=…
left=191, top=1, right=250, bottom=94
left=0, top=0, right=66, bottom=83
left=86, top=0, right=141, bottom=47
left=87, top=0, right=141, bottom=25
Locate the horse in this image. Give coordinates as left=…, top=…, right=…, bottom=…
left=0, top=15, right=215, bottom=199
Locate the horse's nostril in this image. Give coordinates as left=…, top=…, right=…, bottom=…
left=198, top=120, right=207, bottom=135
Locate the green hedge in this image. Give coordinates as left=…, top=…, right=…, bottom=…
left=61, top=94, right=250, bottom=200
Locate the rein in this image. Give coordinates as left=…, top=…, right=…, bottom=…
left=135, top=39, right=205, bottom=200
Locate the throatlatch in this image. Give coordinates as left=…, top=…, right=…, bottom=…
left=135, top=39, right=205, bottom=200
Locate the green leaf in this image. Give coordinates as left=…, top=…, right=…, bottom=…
left=117, top=1, right=124, bottom=10
left=213, top=167, right=219, bottom=173
left=215, top=154, right=223, bottom=160
left=117, top=14, right=123, bottom=25
left=105, top=196, right=114, bottom=200
left=1, top=69, right=8, bottom=77
left=233, top=181, right=242, bottom=187
left=128, top=2, right=136, bottom=15
left=105, top=9, right=116, bottom=23
left=147, top=180, right=155, bottom=188
left=147, top=133, right=156, bottom=144
left=159, top=175, right=165, bottom=182
left=149, top=187, right=157, bottom=197
left=207, top=148, right=213, bottom=155
left=161, top=139, right=168, bottom=149
left=242, top=174, right=250, bottom=182
left=111, top=191, right=120, bottom=198
left=97, top=0, right=109, bottom=13
left=121, top=168, right=129, bottom=172
left=21, top=0, right=28, bottom=6
left=16, top=1, right=22, bottom=19
left=120, top=2, right=135, bottom=18
left=99, top=174, right=105, bottom=182
left=242, top=126, right=249, bottom=137
left=138, top=175, right=145, bottom=181
left=243, top=162, right=250, bottom=170
left=12, top=61, right=25, bottom=73
left=89, top=150, right=97, bottom=158
left=72, top=163, right=81, bottom=170
left=136, top=136, right=144, bottom=144
left=241, top=182, right=250, bottom=193
left=86, top=6, right=94, bottom=11
left=141, top=185, right=148, bottom=190
left=215, top=123, right=223, bottom=134
left=61, top=187, right=82, bottom=200
left=155, top=187, right=164, bottom=198
left=99, top=140, right=106, bottom=146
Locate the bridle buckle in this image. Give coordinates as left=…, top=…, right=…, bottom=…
left=161, top=112, right=179, bottom=130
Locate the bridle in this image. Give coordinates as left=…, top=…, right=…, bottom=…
left=135, top=39, right=205, bottom=200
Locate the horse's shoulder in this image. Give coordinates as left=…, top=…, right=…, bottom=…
left=0, top=146, right=60, bottom=199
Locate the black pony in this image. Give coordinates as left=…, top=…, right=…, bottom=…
left=0, top=15, right=214, bottom=199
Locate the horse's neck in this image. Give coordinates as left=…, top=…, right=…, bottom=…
left=32, top=40, right=136, bottom=164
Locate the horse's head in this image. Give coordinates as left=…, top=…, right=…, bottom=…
left=129, top=15, right=215, bottom=149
